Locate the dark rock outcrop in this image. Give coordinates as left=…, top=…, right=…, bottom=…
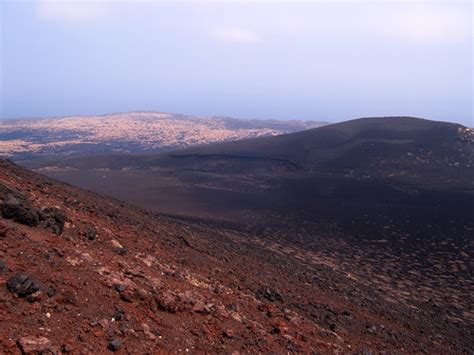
left=1, top=195, right=39, bottom=227
left=7, top=272, right=41, bottom=298
left=40, top=207, right=67, bottom=235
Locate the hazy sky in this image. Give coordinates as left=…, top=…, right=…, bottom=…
left=1, top=0, right=472, bottom=125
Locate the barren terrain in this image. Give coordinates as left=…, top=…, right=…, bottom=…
left=0, top=112, right=325, bottom=160
left=1, top=159, right=473, bottom=353
left=4, top=116, right=473, bottom=352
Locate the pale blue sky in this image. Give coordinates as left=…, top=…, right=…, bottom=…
left=1, top=1, right=472, bottom=125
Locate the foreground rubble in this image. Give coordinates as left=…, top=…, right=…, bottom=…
left=0, top=159, right=471, bottom=353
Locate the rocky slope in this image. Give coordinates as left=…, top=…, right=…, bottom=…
left=0, top=160, right=472, bottom=353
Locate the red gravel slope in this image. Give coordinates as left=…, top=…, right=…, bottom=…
left=0, top=159, right=471, bottom=354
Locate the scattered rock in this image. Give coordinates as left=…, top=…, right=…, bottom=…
left=115, top=284, right=134, bottom=302
left=108, top=339, right=123, bottom=352
left=156, top=290, right=180, bottom=313
left=7, top=272, right=41, bottom=298
left=61, top=343, right=74, bottom=353
left=366, top=325, right=377, bottom=334
left=115, top=247, right=128, bottom=255
left=2, top=195, right=39, bottom=226
left=26, top=291, right=43, bottom=303
left=17, top=336, right=53, bottom=354
left=0, top=259, right=7, bottom=273
left=40, top=207, right=67, bottom=235
left=113, top=307, right=126, bottom=321
left=0, top=220, right=9, bottom=237
left=115, top=284, right=127, bottom=293
left=360, top=347, right=373, bottom=355
left=84, top=226, right=97, bottom=240
left=257, top=288, right=283, bottom=302
left=156, top=290, right=210, bottom=314
left=110, top=239, right=123, bottom=249
left=222, top=329, right=234, bottom=338
left=141, top=323, right=157, bottom=340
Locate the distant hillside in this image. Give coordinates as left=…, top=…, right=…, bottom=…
left=24, top=116, right=474, bottom=229
left=30, top=116, right=473, bottom=189
left=0, top=111, right=327, bottom=160
left=172, top=116, right=473, bottom=174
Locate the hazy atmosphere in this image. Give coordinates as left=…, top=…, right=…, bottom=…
left=1, top=0, right=472, bottom=125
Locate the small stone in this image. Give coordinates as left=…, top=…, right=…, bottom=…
left=115, top=247, right=128, bottom=255
left=46, top=287, right=56, bottom=297
left=0, top=220, right=9, bottom=237
left=61, top=343, right=74, bottom=353
left=114, top=284, right=127, bottom=293
left=17, top=336, right=52, bottom=354
left=142, top=323, right=157, bottom=340
left=26, top=290, right=43, bottom=303
left=119, top=289, right=134, bottom=303
left=99, top=318, right=110, bottom=330
left=108, top=339, right=123, bottom=352
left=84, top=226, right=97, bottom=240
left=93, top=330, right=105, bottom=338
left=366, top=325, right=377, bottom=334
left=222, top=329, right=234, bottom=338
left=0, top=259, right=7, bottom=273
left=156, top=291, right=179, bottom=313
left=113, top=307, right=126, bottom=321
left=110, top=239, right=123, bottom=248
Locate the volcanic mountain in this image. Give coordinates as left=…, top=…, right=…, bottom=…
left=171, top=116, right=473, bottom=179
left=26, top=116, right=474, bottom=219
left=2, top=116, right=474, bottom=352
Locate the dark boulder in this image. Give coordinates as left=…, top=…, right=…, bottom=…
left=40, top=207, right=67, bottom=235
left=6, top=272, right=41, bottom=297
left=1, top=195, right=39, bottom=227
left=108, top=339, right=123, bottom=352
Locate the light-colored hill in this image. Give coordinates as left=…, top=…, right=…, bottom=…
left=0, top=111, right=326, bottom=159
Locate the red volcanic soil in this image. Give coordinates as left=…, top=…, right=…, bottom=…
left=0, top=159, right=471, bottom=353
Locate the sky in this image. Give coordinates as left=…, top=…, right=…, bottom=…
left=0, top=0, right=472, bottom=126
